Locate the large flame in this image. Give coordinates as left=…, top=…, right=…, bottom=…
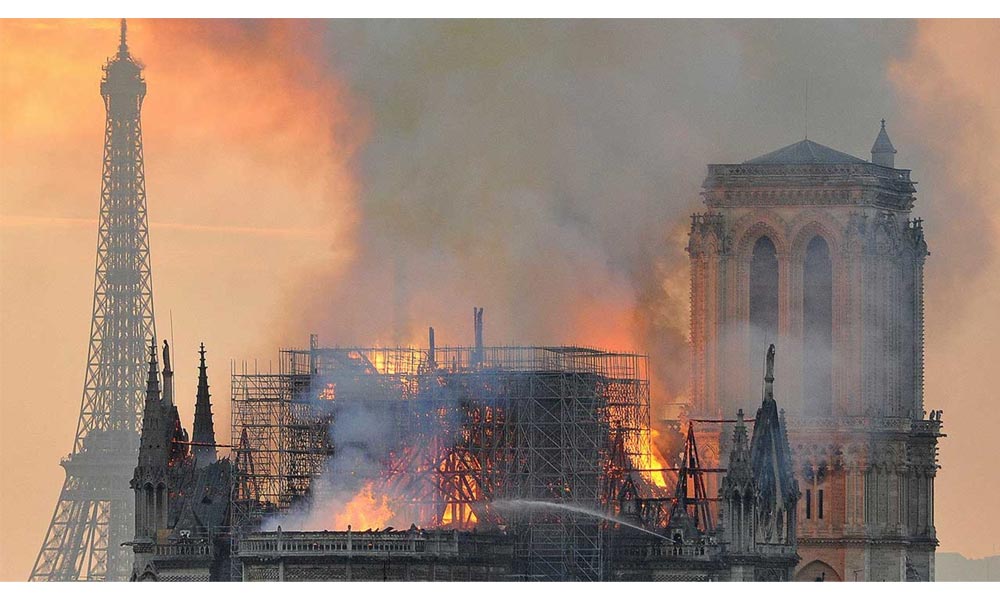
left=642, top=429, right=669, bottom=489
left=331, top=483, right=396, bottom=531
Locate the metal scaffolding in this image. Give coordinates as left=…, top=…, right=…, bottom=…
left=231, top=343, right=651, bottom=581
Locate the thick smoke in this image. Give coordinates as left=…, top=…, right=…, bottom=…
left=256, top=22, right=957, bottom=530
left=273, top=20, right=919, bottom=424
left=265, top=380, right=405, bottom=531
left=268, top=395, right=406, bottom=531
left=268, top=362, right=470, bottom=531
left=888, top=20, right=1000, bottom=557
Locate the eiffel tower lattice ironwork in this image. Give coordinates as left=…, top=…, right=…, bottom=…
left=30, top=19, right=157, bottom=581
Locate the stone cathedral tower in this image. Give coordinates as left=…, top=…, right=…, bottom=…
left=686, top=123, right=943, bottom=581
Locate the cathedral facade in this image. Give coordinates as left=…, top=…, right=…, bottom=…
left=686, top=123, right=944, bottom=581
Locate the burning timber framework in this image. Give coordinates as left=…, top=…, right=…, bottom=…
left=230, top=342, right=652, bottom=581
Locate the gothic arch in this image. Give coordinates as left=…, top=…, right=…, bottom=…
left=788, top=210, right=843, bottom=259
left=688, top=217, right=727, bottom=257
left=794, top=559, right=842, bottom=582
left=733, top=211, right=790, bottom=259
left=727, top=213, right=790, bottom=413
left=700, top=233, right=723, bottom=256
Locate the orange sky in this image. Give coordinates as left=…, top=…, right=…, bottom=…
left=889, top=19, right=1000, bottom=566
left=0, top=19, right=362, bottom=580
left=1, top=19, right=999, bottom=581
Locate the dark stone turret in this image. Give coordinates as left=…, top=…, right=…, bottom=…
left=133, top=340, right=167, bottom=540
left=131, top=339, right=191, bottom=544
left=192, top=343, right=218, bottom=464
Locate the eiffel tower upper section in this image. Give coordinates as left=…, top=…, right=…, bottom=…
left=30, top=19, right=157, bottom=581
left=75, top=18, right=156, bottom=453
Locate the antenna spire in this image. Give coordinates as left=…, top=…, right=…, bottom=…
left=118, top=19, right=128, bottom=58
left=804, top=80, right=809, bottom=140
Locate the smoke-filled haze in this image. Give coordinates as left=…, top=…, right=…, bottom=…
left=1, top=19, right=998, bottom=580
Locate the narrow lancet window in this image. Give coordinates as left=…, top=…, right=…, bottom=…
left=803, top=236, right=833, bottom=416
left=750, top=236, right=779, bottom=360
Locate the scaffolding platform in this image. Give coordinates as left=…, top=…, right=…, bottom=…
left=231, top=343, right=652, bottom=581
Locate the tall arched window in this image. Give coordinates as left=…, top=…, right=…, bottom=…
left=750, top=236, right=779, bottom=362
left=803, top=236, right=833, bottom=416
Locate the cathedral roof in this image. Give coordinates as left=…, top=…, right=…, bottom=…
left=745, top=139, right=867, bottom=165
left=171, top=459, right=231, bottom=537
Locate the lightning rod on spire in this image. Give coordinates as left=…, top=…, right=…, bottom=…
left=118, top=19, right=128, bottom=57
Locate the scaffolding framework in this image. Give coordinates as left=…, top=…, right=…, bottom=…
left=232, top=344, right=651, bottom=581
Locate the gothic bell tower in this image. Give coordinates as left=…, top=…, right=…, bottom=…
left=686, top=123, right=943, bottom=581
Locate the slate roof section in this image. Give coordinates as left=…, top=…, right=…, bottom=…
left=745, top=139, right=867, bottom=165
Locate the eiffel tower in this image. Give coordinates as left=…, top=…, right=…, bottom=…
left=30, top=19, right=157, bottom=581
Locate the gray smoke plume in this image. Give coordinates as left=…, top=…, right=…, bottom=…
left=272, top=20, right=927, bottom=420
left=266, top=361, right=468, bottom=531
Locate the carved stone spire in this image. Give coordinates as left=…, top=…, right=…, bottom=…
left=132, top=340, right=167, bottom=540
left=721, top=409, right=756, bottom=553
left=726, top=410, right=754, bottom=486
left=192, top=343, right=218, bottom=464
left=749, top=345, right=799, bottom=546
left=137, top=340, right=166, bottom=468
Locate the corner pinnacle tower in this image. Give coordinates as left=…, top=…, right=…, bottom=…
left=30, top=19, right=157, bottom=581
left=192, top=343, right=218, bottom=464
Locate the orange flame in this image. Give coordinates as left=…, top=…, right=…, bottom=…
left=331, top=483, right=395, bottom=531
left=319, top=382, right=336, bottom=400
left=440, top=502, right=479, bottom=527
left=641, top=429, right=669, bottom=489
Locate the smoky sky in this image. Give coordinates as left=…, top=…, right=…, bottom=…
left=275, top=20, right=925, bottom=411
left=5, top=20, right=1000, bottom=580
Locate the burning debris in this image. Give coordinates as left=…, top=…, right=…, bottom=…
left=128, top=306, right=800, bottom=581
left=216, top=311, right=794, bottom=581
left=231, top=311, right=659, bottom=579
